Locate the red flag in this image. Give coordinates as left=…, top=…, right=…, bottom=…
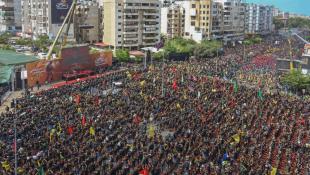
left=75, top=94, right=80, bottom=104
left=81, top=115, right=86, bottom=127
left=172, top=80, right=178, bottom=91
left=67, top=126, right=74, bottom=135
left=12, top=139, right=16, bottom=153
left=139, top=168, right=149, bottom=175
left=133, top=115, right=142, bottom=125
left=94, top=96, right=99, bottom=106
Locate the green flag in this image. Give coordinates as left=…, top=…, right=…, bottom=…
left=258, top=89, right=263, bottom=100
left=233, top=80, right=238, bottom=93
left=39, top=166, right=45, bottom=175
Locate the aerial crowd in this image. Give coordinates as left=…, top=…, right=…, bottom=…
left=0, top=33, right=309, bottom=175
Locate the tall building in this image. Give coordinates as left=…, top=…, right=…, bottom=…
left=245, top=4, right=273, bottom=35
left=74, top=0, right=101, bottom=43
left=175, top=0, right=212, bottom=42
left=0, top=0, right=21, bottom=33
left=214, top=0, right=245, bottom=44
left=211, top=1, right=223, bottom=39
left=21, top=0, right=101, bottom=43
left=161, top=3, right=185, bottom=39
left=103, top=0, right=161, bottom=50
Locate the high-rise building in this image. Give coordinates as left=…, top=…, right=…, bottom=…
left=174, top=0, right=212, bottom=42
left=211, top=1, right=223, bottom=39
left=21, top=0, right=101, bottom=43
left=245, top=4, right=273, bottom=35
left=161, top=3, right=185, bottom=39
left=0, top=0, right=21, bottom=33
left=214, top=0, right=245, bottom=44
left=103, top=0, right=161, bottom=50
left=74, top=0, right=102, bottom=43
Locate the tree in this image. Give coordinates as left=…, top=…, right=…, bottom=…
left=33, top=35, right=53, bottom=52
left=281, top=69, right=310, bottom=92
left=164, top=37, right=196, bottom=55
left=115, top=49, right=130, bottom=62
left=193, top=40, right=222, bottom=59
left=0, top=32, right=12, bottom=44
left=287, top=17, right=310, bottom=29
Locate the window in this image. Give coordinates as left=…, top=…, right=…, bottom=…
left=118, top=35, right=121, bottom=37
left=118, top=16, right=121, bottom=19
left=118, top=29, right=121, bottom=31
left=192, top=4, right=196, bottom=8
left=191, top=21, right=195, bottom=26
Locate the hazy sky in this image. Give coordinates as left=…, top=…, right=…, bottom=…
left=246, top=0, right=310, bottom=16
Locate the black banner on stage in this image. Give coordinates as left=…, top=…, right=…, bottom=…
left=51, top=0, right=73, bottom=24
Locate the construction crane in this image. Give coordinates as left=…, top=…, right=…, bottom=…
left=288, top=32, right=309, bottom=71
left=46, top=0, right=78, bottom=60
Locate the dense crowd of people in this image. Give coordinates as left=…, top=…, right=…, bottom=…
left=0, top=61, right=309, bottom=174
left=0, top=84, right=10, bottom=105
left=0, top=32, right=309, bottom=174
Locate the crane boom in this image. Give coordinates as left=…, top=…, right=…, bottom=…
left=46, top=0, right=77, bottom=60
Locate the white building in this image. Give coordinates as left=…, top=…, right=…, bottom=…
left=103, top=0, right=161, bottom=50
left=161, top=3, right=185, bottom=39
left=0, top=0, right=21, bottom=33
left=214, top=0, right=245, bottom=44
left=245, top=4, right=273, bottom=35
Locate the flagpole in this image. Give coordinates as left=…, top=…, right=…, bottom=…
left=161, top=51, right=165, bottom=97
left=14, top=107, right=17, bottom=175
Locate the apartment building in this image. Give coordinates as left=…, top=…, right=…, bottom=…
left=174, top=0, right=212, bottom=42
left=211, top=1, right=223, bottom=39
left=74, top=0, right=101, bottom=43
left=161, top=3, right=185, bottom=39
left=214, top=0, right=245, bottom=44
left=245, top=4, right=273, bottom=35
left=21, top=0, right=101, bottom=43
left=103, top=0, right=161, bottom=50
left=0, top=0, right=21, bottom=33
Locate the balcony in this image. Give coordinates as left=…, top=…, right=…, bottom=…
left=144, top=12, right=158, bottom=16
left=124, top=17, right=139, bottom=22
left=123, top=30, right=138, bottom=34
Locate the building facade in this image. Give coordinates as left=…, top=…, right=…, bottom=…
left=214, top=0, right=245, bottom=44
left=0, top=0, right=21, bottom=33
left=161, top=3, right=185, bottom=39
left=103, top=0, right=161, bottom=50
left=74, top=0, right=101, bottom=43
left=21, top=0, right=101, bottom=43
left=245, top=4, right=273, bottom=35
left=174, top=0, right=212, bottom=42
left=211, top=1, right=223, bottom=39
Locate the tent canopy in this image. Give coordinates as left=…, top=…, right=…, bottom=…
left=0, top=50, right=38, bottom=66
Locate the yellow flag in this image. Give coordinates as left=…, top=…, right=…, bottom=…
left=140, top=80, right=146, bottom=87
left=1, top=161, right=11, bottom=171
left=270, top=167, right=277, bottom=175
left=176, top=103, right=181, bottom=110
left=148, top=124, right=155, bottom=139
left=232, top=134, right=240, bottom=144
left=77, top=107, right=81, bottom=114
left=57, top=122, right=62, bottom=136
left=50, top=128, right=56, bottom=141
left=90, top=126, right=95, bottom=136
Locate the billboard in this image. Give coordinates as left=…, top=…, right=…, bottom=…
left=60, top=46, right=91, bottom=71
left=26, top=46, right=113, bottom=87
left=51, top=0, right=73, bottom=24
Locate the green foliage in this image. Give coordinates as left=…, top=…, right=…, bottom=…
left=287, top=17, right=310, bottom=29
left=0, top=44, right=15, bottom=51
left=164, top=37, right=196, bottom=55
left=33, top=35, right=52, bottom=52
left=15, top=38, right=32, bottom=46
left=0, top=32, right=12, bottom=44
left=274, top=17, right=310, bottom=29
left=152, top=51, right=166, bottom=61
left=281, top=69, right=310, bottom=90
left=115, top=49, right=130, bottom=62
left=244, top=36, right=262, bottom=46
left=193, top=40, right=222, bottom=59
